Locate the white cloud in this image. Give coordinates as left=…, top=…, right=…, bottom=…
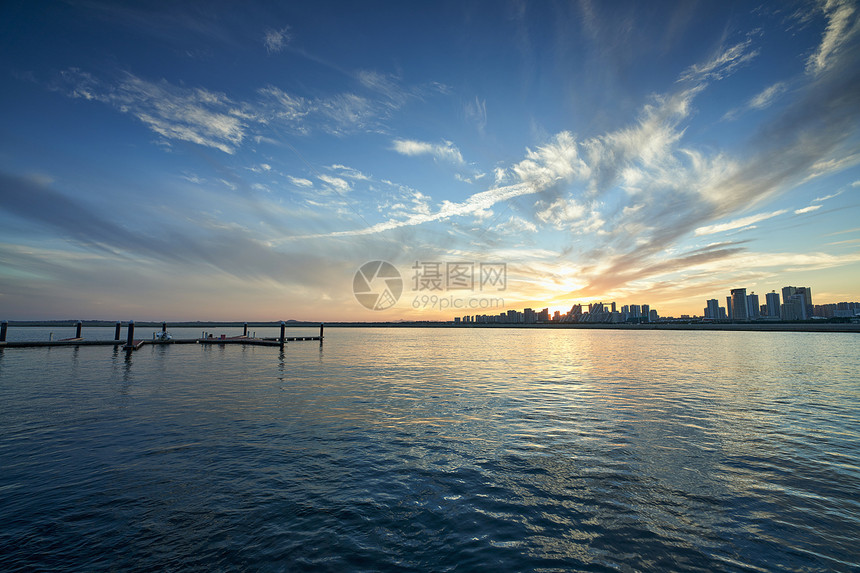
left=536, top=197, right=605, bottom=234
left=494, top=167, right=508, bottom=185
left=813, top=189, right=844, bottom=202
left=319, top=93, right=375, bottom=134
left=329, top=164, right=371, bottom=181
left=513, top=132, right=589, bottom=188
left=807, top=0, right=858, bottom=74
left=749, top=82, right=788, bottom=109
left=723, top=81, right=789, bottom=120
left=264, top=27, right=291, bottom=54
left=59, top=70, right=249, bottom=153
left=465, top=96, right=487, bottom=134
left=679, top=39, right=759, bottom=82
left=356, top=70, right=410, bottom=109
left=795, top=204, right=822, bottom=214
left=318, top=174, right=351, bottom=193
left=288, top=176, right=313, bottom=188
left=392, top=139, right=465, bottom=165
left=494, top=216, right=537, bottom=234
left=454, top=172, right=487, bottom=184
left=694, top=210, right=787, bottom=236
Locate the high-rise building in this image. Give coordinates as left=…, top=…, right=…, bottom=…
left=782, top=286, right=813, bottom=316
left=706, top=299, right=720, bottom=319
left=765, top=291, right=780, bottom=317
left=731, top=288, right=748, bottom=320
left=781, top=294, right=808, bottom=321
left=589, top=302, right=605, bottom=314
left=746, top=293, right=760, bottom=319
left=630, top=304, right=641, bottom=318
left=726, top=296, right=733, bottom=320
left=642, top=304, right=650, bottom=322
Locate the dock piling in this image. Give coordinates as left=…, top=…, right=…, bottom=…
left=243, top=322, right=248, bottom=337
left=75, top=321, right=82, bottom=339
left=280, top=321, right=286, bottom=346
left=126, top=320, right=135, bottom=349
left=162, top=321, right=167, bottom=334
left=319, top=323, right=324, bottom=345
left=1, top=320, right=7, bottom=342
left=114, top=321, right=121, bottom=341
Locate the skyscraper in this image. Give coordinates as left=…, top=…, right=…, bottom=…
left=726, top=296, right=733, bottom=320
left=765, top=291, right=780, bottom=317
left=746, top=292, right=760, bottom=319
left=731, top=288, right=748, bottom=320
left=782, top=286, right=813, bottom=316
left=781, top=294, right=808, bottom=320
left=706, top=299, right=720, bottom=319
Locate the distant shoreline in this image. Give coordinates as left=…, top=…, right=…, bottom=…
left=4, top=320, right=858, bottom=333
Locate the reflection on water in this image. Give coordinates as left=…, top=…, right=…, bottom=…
left=0, top=328, right=857, bottom=571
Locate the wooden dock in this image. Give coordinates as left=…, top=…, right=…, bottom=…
left=0, top=321, right=324, bottom=351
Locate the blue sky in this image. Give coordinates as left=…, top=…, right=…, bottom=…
left=1, top=0, right=858, bottom=321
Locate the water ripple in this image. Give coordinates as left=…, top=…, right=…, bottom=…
left=0, top=328, right=858, bottom=571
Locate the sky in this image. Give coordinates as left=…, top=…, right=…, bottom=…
left=1, top=0, right=859, bottom=321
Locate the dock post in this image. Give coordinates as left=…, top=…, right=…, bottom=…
left=319, top=323, right=324, bottom=345
left=162, top=321, right=167, bottom=334
left=126, top=320, right=135, bottom=348
left=1, top=320, right=7, bottom=342
left=75, top=320, right=82, bottom=339
left=114, top=321, right=121, bottom=341
left=280, top=321, right=286, bottom=346
left=243, top=322, right=248, bottom=337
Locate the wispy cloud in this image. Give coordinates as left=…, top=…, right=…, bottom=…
left=55, top=67, right=429, bottom=148
left=694, top=210, right=788, bottom=236
left=795, top=204, right=822, bottom=214
left=465, top=96, right=487, bottom=134
left=264, top=27, right=291, bottom=54
left=288, top=176, right=313, bottom=188
left=806, top=0, right=858, bottom=74
left=0, top=171, right=361, bottom=292
left=813, top=189, right=844, bottom=202
left=58, top=69, right=249, bottom=153
left=494, top=216, right=537, bottom=234
left=318, top=174, right=351, bottom=193
left=356, top=70, right=412, bottom=110
left=392, top=139, right=465, bottom=165
left=678, top=38, right=759, bottom=82
left=749, top=81, right=788, bottom=109
left=724, top=81, right=789, bottom=120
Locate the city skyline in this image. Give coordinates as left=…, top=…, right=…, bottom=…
left=457, top=281, right=859, bottom=324
left=1, top=1, right=859, bottom=321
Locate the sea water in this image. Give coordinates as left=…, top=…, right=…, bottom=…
left=0, top=327, right=858, bottom=571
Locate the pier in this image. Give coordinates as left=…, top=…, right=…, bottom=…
left=0, top=321, right=324, bottom=351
